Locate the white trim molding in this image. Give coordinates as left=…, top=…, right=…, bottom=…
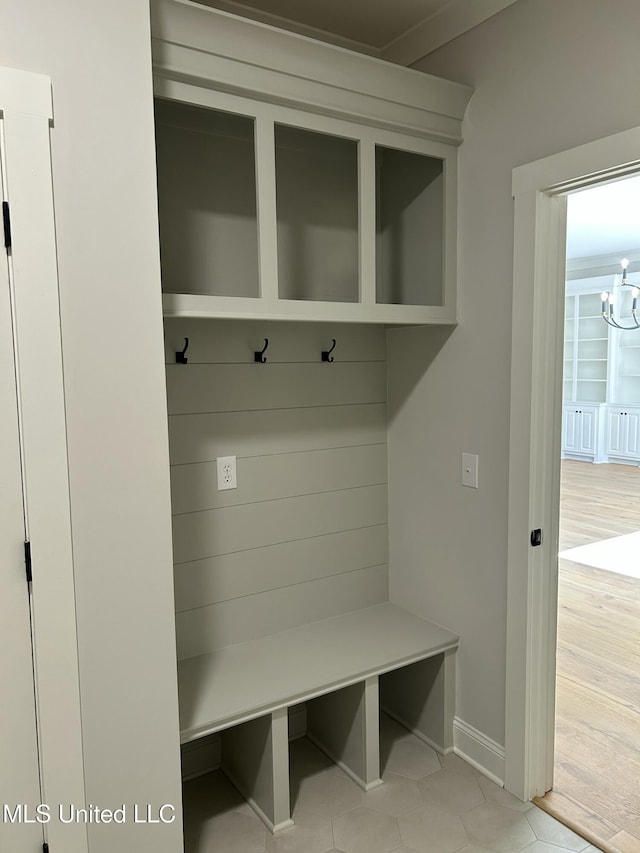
left=506, top=125, right=640, bottom=803
left=150, top=0, right=473, bottom=145
left=453, top=717, right=505, bottom=787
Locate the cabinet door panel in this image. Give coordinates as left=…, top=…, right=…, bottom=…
left=563, top=408, right=579, bottom=452
left=624, top=412, right=640, bottom=458
left=607, top=411, right=625, bottom=456
left=578, top=409, right=596, bottom=454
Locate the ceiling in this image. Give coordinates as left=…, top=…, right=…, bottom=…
left=195, top=0, right=520, bottom=66
left=567, top=176, right=640, bottom=262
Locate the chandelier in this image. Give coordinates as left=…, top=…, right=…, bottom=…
left=601, top=259, right=640, bottom=329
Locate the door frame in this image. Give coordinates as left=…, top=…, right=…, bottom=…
left=505, top=124, right=640, bottom=800
left=0, top=66, right=87, bottom=851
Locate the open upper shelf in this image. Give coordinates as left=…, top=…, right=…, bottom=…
left=156, top=100, right=260, bottom=300
left=155, top=93, right=459, bottom=326
left=151, top=0, right=472, bottom=325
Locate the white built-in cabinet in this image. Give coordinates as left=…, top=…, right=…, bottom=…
left=606, top=407, right=640, bottom=461
left=562, top=405, right=601, bottom=458
left=563, top=292, right=608, bottom=405
left=156, top=94, right=456, bottom=324
left=152, top=0, right=471, bottom=327
left=562, top=278, right=640, bottom=463
left=151, top=0, right=473, bottom=842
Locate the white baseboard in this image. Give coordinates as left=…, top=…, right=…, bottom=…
left=453, top=717, right=505, bottom=786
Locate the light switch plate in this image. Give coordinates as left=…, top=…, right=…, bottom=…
left=462, top=452, right=479, bottom=489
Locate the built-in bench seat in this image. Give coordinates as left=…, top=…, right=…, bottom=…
left=178, top=602, right=459, bottom=832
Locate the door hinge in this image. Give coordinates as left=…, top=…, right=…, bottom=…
left=2, top=201, right=11, bottom=250
left=24, top=540, right=32, bottom=583
left=530, top=528, right=543, bottom=547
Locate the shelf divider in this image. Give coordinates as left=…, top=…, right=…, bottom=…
left=359, top=137, right=376, bottom=309
left=255, top=114, right=279, bottom=309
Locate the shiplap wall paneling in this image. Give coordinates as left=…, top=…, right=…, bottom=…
left=172, top=486, right=387, bottom=562
left=166, top=362, right=385, bottom=413
left=165, top=320, right=389, bottom=658
left=176, top=566, right=388, bottom=659
left=173, top=525, right=387, bottom=612
left=170, top=444, right=387, bottom=513
left=168, top=404, right=386, bottom=464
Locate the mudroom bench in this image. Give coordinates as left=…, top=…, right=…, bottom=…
left=177, top=602, right=458, bottom=832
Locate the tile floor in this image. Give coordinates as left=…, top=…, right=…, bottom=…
left=183, top=714, right=602, bottom=853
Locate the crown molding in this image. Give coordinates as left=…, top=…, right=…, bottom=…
left=193, top=0, right=382, bottom=57
left=567, top=249, right=640, bottom=281
left=151, top=0, right=473, bottom=145
left=381, top=0, right=520, bottom=67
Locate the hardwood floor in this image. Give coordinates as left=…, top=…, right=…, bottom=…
left=535, top=460, right=640, bottom=853
left=558, top=459, right=640, bottom=550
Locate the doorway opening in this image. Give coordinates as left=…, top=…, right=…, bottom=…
left=538, top=177, right=640, bottom=850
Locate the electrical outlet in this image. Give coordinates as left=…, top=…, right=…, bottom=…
left=216, top=455, right=237, bottom=491
left=461, top=452, right=479, bottom=489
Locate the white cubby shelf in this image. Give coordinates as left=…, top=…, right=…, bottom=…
left=178, top=603, right=458, bottom=832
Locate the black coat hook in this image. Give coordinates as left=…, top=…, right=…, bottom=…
left=322, top=339, right=336, bottom=362
left=176, top=337, right=189, bottom=364
left=254, top=338, right=269, bottom=363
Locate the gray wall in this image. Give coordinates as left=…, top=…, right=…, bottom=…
left=0, top=2, right=183, bottom=850
left=387, top=0, right=640, bottom=748
left=164, top=319, right=389, bottom=659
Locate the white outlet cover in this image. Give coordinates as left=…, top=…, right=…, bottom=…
left=216, top=455, right=237, bottom=490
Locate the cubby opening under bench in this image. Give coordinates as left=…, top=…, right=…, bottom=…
left=178, top=602, right=458, bottom=832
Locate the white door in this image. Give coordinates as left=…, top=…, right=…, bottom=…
left=0, top=149, right=43, bottom=851
left=0, top=66, right=87, bottom=853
